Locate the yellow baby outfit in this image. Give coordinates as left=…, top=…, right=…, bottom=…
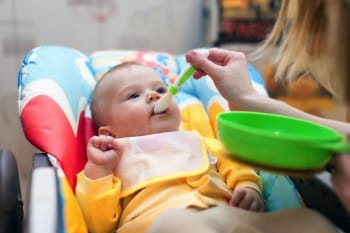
left=76, top=131, right=261, bottom=233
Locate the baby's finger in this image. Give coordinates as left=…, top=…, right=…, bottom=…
left=249, top=200, right=264, bottom=212
left=89, top=136, right=101, bottom=148
left=236, top=196, right=252, bottom=210
left=98, top=135, right=115, bottom=151
left=229, top=190, right=245, bottom=206
left=110, top=138, right=120, bottom=150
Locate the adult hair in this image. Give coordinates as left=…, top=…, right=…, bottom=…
left=90, top=61, right=143, bottom=131
left=252, top=0, right=350, bottom=102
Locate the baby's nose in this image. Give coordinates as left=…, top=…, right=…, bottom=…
left=147, top=91, right=161, bottom=103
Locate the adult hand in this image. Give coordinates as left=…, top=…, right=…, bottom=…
left=186, top=48, right=260, bottom=108
left=330, top=153, right=350, bottom=213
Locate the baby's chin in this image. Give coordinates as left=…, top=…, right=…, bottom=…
left=128, top=124, right=178, bottom=137
left=151, top=125, right=179, bottom=135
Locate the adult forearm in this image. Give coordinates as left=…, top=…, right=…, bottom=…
left=234, top=93, right=350, bottom=135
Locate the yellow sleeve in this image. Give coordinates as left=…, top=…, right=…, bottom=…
left=75, top=172, right=122, bottom=233
left=204, top=137, right=262, bottom=193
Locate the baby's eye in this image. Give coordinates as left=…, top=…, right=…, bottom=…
left=156, top=87, right=167, bottom=94
left=127, top=93, right=140, bottom=100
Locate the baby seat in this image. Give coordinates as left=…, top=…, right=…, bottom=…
left=17, top=45, right=348, bottom=232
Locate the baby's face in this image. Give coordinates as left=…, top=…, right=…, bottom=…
left=99, top=65, right=181, bottom=138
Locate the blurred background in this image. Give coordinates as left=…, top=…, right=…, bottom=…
left=0, top=0, right=346, bottom=210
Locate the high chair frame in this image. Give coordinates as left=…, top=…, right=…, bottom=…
left=15, top=45, right=349, bottom=233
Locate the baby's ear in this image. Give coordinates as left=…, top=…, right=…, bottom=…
left=98, top=126, right=114, bottom=136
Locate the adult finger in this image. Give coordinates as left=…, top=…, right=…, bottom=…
left=186, top=49, right=223, bottom=78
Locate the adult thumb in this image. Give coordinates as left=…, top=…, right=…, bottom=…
left=186, top=50, right=219, bottom=78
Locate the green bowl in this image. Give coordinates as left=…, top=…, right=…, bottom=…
left=217, top=111, right=350, bottom=170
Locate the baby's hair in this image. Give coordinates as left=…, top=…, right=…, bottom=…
left=90, top=61, right=144, bottom=131
left=101, top=61, right=143, bottom=80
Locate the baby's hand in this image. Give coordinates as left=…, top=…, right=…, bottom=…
left=84, top=135, right=120, bottom=179
left=229, top=187, right=264, bottom=212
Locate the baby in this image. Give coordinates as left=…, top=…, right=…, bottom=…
left=75, top=62, right=263, bottom=233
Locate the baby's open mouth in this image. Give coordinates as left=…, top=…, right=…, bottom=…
left=152, top=108, right=167, bottom=115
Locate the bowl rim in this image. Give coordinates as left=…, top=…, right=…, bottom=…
left=217, top=111, right=342, bottom=143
